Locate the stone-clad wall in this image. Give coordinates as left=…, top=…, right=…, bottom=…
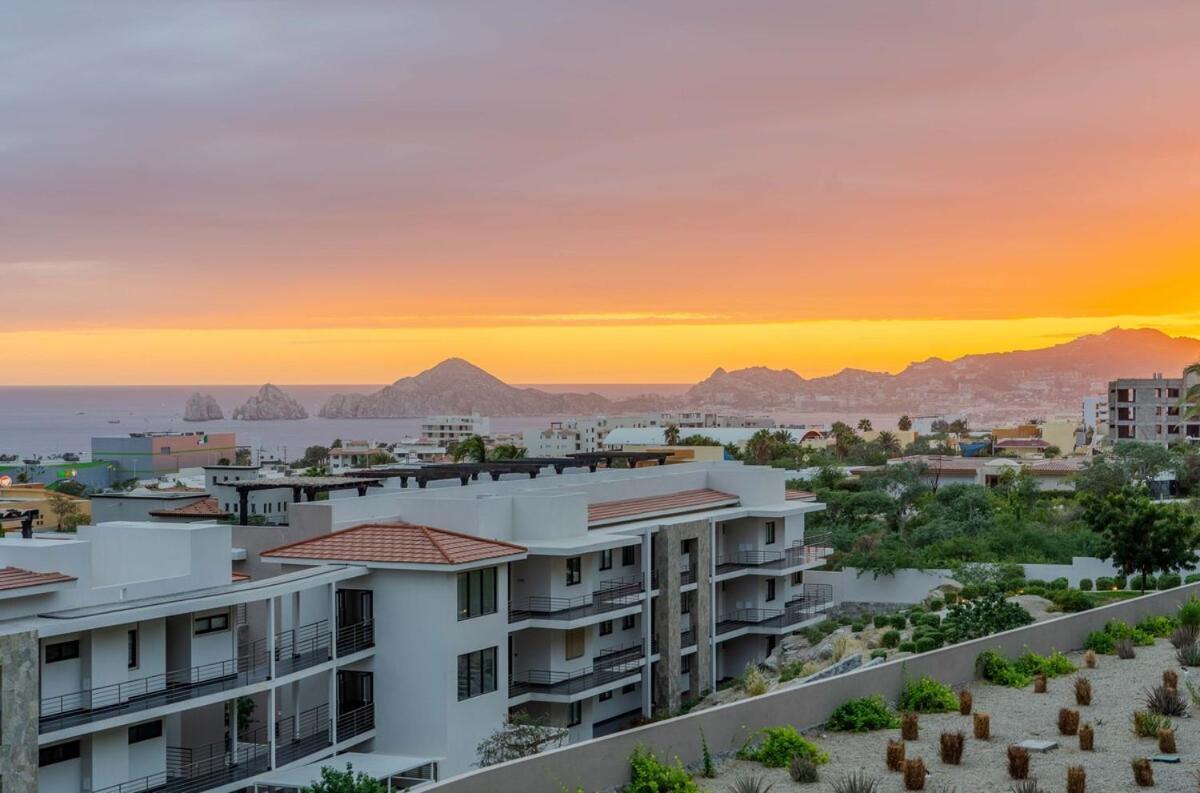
left=1, top=630, right=39, bottom=792
left=651, top=519, right=711, bottom=714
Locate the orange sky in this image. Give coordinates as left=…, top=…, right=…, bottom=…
left=2, top=3, right=1199, bottom=384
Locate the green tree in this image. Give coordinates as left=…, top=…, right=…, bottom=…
left=663, top=423, right=681, bottom=445
left=1081, top=486, right=1198, bottom=593
left=330, top=438, right=343, bottom=448
left=875, top=431, right=902, bottom=457
left=829, top=422, right=860, bottom=459
left=1043, top=445, right=1061, bottom=458
left=488, top=444, right=526, bottom=461
left=299, top=445, right=330, bottom=467
left=453, top=435, right=488, bottom=463
left=302, top=764, right=386, bottom=793
left=857, top=418, right=873, bottom=433
left=366, top=451, right=395, bottom=466
left=47, top=490, right=84, bottom=531
left=745, top=429, right=775, bottom=465
left=234, top=448, right=252, bottom=465
left=994, top=467, right=1040, bottom=524
left=1112, top=440, right=1173, bottom=483
left=898, top=415, right=913, bottom=431
left=680, top=434, right=720, bottom=446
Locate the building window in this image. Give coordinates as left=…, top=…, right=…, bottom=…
left=194, top=613, right=229, bottom=636
left=599, top=549, right=612, bottom=571
left=622, top=682, right=636, bottom=694
left=681, top=591, right=692, bottom=615
left=565, top=628, right=585, bottom=660
left=127, top=628, right=139, bottom=669
left=622, top=615, right=636, bottom=631
left=128, top=721, right=162, bottom=744
left=457, top=567, right=498, bottom=621
left=681, top=655, right=692, bottom=674
left=567, top=701, right=582, bottom=727
left=792, top=571, right=803, bottom=585
left=765, top=521, right=776, bottom=545
left=456, top=647, right=498, bottom=701
left=622, top=546, right=635, bottom=566
left=599, top=620, right=613, bottom=636
left=766, top=579, right=776, bottom=602
left=565, top=557, right=582, bottom=586
left=599, top=690, right=612, bottom=702
left=39, top=741, right=80, bottom=767
left=45, top=640, right=79, bottom=664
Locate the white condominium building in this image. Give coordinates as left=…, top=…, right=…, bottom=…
left=419, top=416, right=491, bottom=445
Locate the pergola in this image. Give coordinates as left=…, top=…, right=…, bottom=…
left=224, top=476, right=383, bottom=525
left=566, top=451, right=670, bottom=470
left=344, top=451, right=669, bottom=488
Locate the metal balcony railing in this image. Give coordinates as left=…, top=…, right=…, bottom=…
left=336, top=702, right=376, bottom=742
left=93, top=726, right=271, bottom=793
left=715, top=583, right=833, bottom=635
left=509, top=642, right=645, bottom=697
left=39, top=638, right=270, bottom=734
left=508, top=576, right=643, bottom=622
left=680, top=568, right=697, bottom=585
left=276, top=702, right=333, bottom=766
left=336, top=619, right=376, bottom=655
left=681, top=629, right=695, bottom=648
left=274, top=619, right=332, bottom=676
left=715, top=533, right=834, bottom=574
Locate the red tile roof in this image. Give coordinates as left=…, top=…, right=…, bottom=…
left=0, top=566, right=76, bottom=592
left=588, top=488, right=739, bottom=525
left=261, top=522, right=526, bottom=566
left=232, top=572, right=251, bottom=583
left=995, top=438, right=1051, bottom=448
left=148, top=497, right=230, bottom=518
left=785, top=489, right=816, bottom=501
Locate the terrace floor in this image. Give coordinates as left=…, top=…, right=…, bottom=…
left=703, top=639, right=1200, bottom=792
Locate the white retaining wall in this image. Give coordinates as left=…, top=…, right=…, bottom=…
left=423, top=583, right=1200, bottom=793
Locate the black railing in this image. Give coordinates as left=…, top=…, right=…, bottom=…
left=680, top=568, right=697, bottom=585
left=509, top=643, right=645, bottom=697
left=681, top=629, right=695, bottom=648
left=715, top=583, right=834, bottom=635
left=275, top=619, right=332, bottom=676
left=336, top=702, right=376, bottom=742
left=508, top=577, right=643, bottom=622
left=716, top=534, right=833, bottom=573
left=39, top=638, right=270, bottom=733
left=276, top=702, right=333, bottom=766
left=94, top=727, right=271, bottom=793
left=336, top=619, right=376, bottom=655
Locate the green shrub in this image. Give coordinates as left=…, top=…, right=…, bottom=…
left=1095, top=576, right=1114, bottom=590
left=898, top=641, right=917, bottom=653
left=928, top=598, right=944, bottom=612
left=1186, top=573, right=1200, bottom=585
left=873, top=615, right=890, bottom=629
left=1013, top=649, right=1075, bottom=678
left=940, top=591, right=1034, bottom=645
left=976, top=650, right=1031, bottom=688
left=826, top=694, right=900, bottom=732
left=870, top=649, right=887, bottom=660
left=1104, top=619, right=1155, bottom=646
left=907, top=605, right=924, bottom=616
left=779, top=661, right=812, bottom=683
left=881, top=630, right=901, bottom=649
left=889, top=615, right=907, bottom=630
left=1180, top=595, right=1200, bottom=629
left=1160, top=573, right=1182, bottom=590
left=943, top=591, right=959, bottom=605
left=1136, top=615, right=1177, bottom=638
left=1048, top=577, right=1068, bottom=591
left=627, top=746, right=699, bottom=793
left=838, top=616, right=855, bottom=626
left=960, top=585, right=979, bottom=600
left=1025, top=579, right=1047, bottom=588
left=1114, top=575, right=1128, bottom=589
left=898, top=676, right=957, bottom=713
left=739, top=726, right=828, bottom=768
left=818, top=620, right=840, bottom=636
left=1083, top=630, right=1115, bottom=655
left=914, top=637, right=937, bottom=653
left=851, top=621, right=865, bottom=632
left=1049, top=589, right=1093, bottom=613
left=1024, top=585, right=1047, bottom=597
left=1078, top=578, right=1093, bottom=591
left=1137, top=575, right=1157, bottom=590
left=803, top=627, right=824, bottom=645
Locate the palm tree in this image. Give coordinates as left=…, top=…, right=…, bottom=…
left=857, top=418, right=873, bottom=433
left=453, top=434, right=488, bottom=463
left=488, top=444, right=526, bottom=461
left=876, top=431, right=902, bottom=457
left=663, top=423, right=681, bottom=445
left=1180, top=362, right=1200, bottom=421
left=745, top=429, right=774, bottom=465
left=897, top=415, right=912, bottom=431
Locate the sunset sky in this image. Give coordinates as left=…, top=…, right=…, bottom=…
left=3, top=2, right=1199, bottom=384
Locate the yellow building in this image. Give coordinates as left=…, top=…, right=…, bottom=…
left=0, top=484, right=92, bottom=532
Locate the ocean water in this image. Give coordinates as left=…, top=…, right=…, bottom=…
left=0, top=386, right=564, bottom=460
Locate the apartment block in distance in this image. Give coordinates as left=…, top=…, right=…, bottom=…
left=268, top=460, right=832, bottom=774
left=419, top=416, right=490, bottom=445
left=1108, top=367, right=1200, bottom=444
left=91, top=431, right=237, bottom=480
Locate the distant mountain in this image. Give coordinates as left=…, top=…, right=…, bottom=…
left=232, top=384, right=308, bottom=420
left=683, top=327, right=1200, bottom=417
left=318, top=358, right=616, bottom=418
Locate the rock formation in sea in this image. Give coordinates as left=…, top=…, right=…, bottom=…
left=182, top=392, right=224, bottom=422
left=231, top=384, right=308, bottom=420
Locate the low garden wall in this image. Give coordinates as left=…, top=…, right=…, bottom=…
left=424, top=582, right=1200, bottom=793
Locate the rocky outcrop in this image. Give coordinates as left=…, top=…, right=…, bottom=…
left=318, top=358, right=613, bottom=418
left=231, top=384, right=308, bottom=421
left=182, top=392, right=223, bottom=422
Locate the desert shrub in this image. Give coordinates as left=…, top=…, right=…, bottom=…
left=832, top=772, right=879, bottom=793
left=827, top=695, right=900, bottom=732
left=914, top=637, right=937, bottom=653
left=927, top=598, right=944, bottom=612
left=1009, top=781, right=1044, bottom=793
left=1006, top=745, right=1030, bottom=779
left=1095, top=576, right=1114, bottom=590
left=738, top=726, right=828, bottom=768
left=882, top=629, right=901, bottom=649
left=1083, top=631, right=1114, bottom=654
left=701, top=729, right=715, bottom=778
left=943, top=591, right=959, bottom=605
left=1086, top=620, right=1154, bottom=654
left=886, top=739, right=905, bottom=770
left=874, top=614, right=891, bottom=629
left=938, top=731, right=964, bottom=765
left=789, top=756, right=819, bottom=784
left=1078, top=578, right=1093, bottom=591
left=627, top=746, right=699, bottom=793
left=1170, top=624, right=1199, bottom=649
left=1177, top=641, right=1200, bottom=667
left=1049, top=578, right=1069, bottom=590
left=1187, top=573, right=1200, bottom=584
left=742, top=665, right=769, bottom=696
left=902, top=758, right=926, bottom=791
left=908, top=605, right=925, bottom=616
left=1074, top=676, right=1092, bottom=706
left=1048, top=589, right=1093, bottom=613
left=838, top=615, right=855, bottom=626
left=1159, top=573, right=1182, bottom=590
left=818, top=620, right=840, bottom=636
left=1078, top=723, right=1094, bottom=750
left=1131, top=758, right=1153, bottom=787
left=779, top=661, right=812, bottom=683
left=1136, top=615, right=1177, bottom=638
left=1014, top=649, right=1076, bottom=678
left=1116, top=638, right=1136, bottom=659
left=1179, top=595, right=1200, bottom=628
left=1057, top=708, right=1080, bottom=736
left=900, top=712, right=919, bottom=740
left=1066, top=766, right=1085, bottom=793
left=1164, top=669, right=1178, bottom=690
left=870, top=649, right=888, bottom=660
left=940, top=591, right=1033, bottom=645
left=899, top=676, right=957, bottom=713
left=1033, top=673, right=1047, bottom=693
left=976, top=650, right=1031, bottom=688
left=1158, top=728, right=1176, bottom=754
left=959, top=585, right=978, bottom=600
left=1131, top=710, right=1172, bottom=738
left=851, top=621, right=866, bottom=632
left=972, top=712, right=990, bottom=740
left=726, top=774, right=775, bottom=793
left=802, top=626, right=824, bottom=645
left=1084, top=649, right=1097, bottom=668
left=1144, top=684, right=1188, bottom=716
left=958, top=690, right=972, bottom=715
left=890, top=615, right=908, bottom=630
left=898, top=641, right=917, bottom=653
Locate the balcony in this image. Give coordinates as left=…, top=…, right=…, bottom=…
left=508, top=577, right=643, bottom=623
left=92, top=726, right=272, bottom=793
left=336, top=702, right=376, bottom=742
left=336, top=619, right=376, bottom=656
left=275, top=619, right=332, bottom=676
left=715, top=534, right=833, bottom=576
left=681, top=629, right=696, bottom=649
left=715, top=583, right=833, bottom=636
left=39, top=638, right=270, bottom=734
left=509, top=642, right=645, bottom=698
left=680, top=568, right=697, bottom=586
left=276, top=703, right=333, bottom=766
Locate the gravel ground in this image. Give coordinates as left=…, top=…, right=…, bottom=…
left=704, top=639, right=1200, bottom=792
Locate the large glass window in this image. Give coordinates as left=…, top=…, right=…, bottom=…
left=39, top=741, right=80, bottom=767
left=194, top=613, right=229, bottom=636
left=565, top=628, right=585, bottom=660
left=45, top=640, right=79, bottom=664
left=457, top=567, right=498, bottom=621
left=565, top=557, right=582, bottom=586
left=456, top=647, right=498, bottom=701
left=622, top=546, right=636, bottom=566
left=599, top=549, right=612, bottom=571
left=128, top=721, right=162, bottom=744
left=765, top=521, right=776, bottom=545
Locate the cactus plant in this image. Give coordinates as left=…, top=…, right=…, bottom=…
left=886, top=739, right=906, bottom=772
left=1057, top=708, right=1080, bottom=736
left=973, top=712, right=990, bottom=740
left=1084, top=649, right=1097, bottom=669
left=1158, top=728, right=1176, bottom=754
left=958, top=690, right=972, bottom=715
left=1033, top=673, right=1047, bottom=693
left=1007, top=745, right=1030, bottom=780
left=939, top=731, right=964, bottom=765
left=901, top=712, right=919, bottom=741
left=1074, top=676, right=1092, bottom=706
left=1131, top=758, right=1153, bottom=787
left=902, top=758, right=926, bottom=791
left=1066, top=765, right=1086, bottom=793
left=1078, top=723, right=1094, bottom=751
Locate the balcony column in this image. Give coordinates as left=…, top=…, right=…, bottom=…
left=640, top=530, right=652, bottom=719
left=709, top=518, right=718, bottom=691
left=267, top=595, right=277, bottom=767
left=329, top=582, right=338, bottom=661
left=230, top=697, right=240, bottom=758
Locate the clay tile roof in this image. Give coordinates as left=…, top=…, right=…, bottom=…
left=785, top=489, right=816, bottom=501
left=587, top=488, right=739, bottom=525
left=0, top=566, right=76, bottom=592
left=232, top=572, right=251, bottom=583
left=261, top=522, right=526, bottom=566
left=148, top=497, right=230, bottom=518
